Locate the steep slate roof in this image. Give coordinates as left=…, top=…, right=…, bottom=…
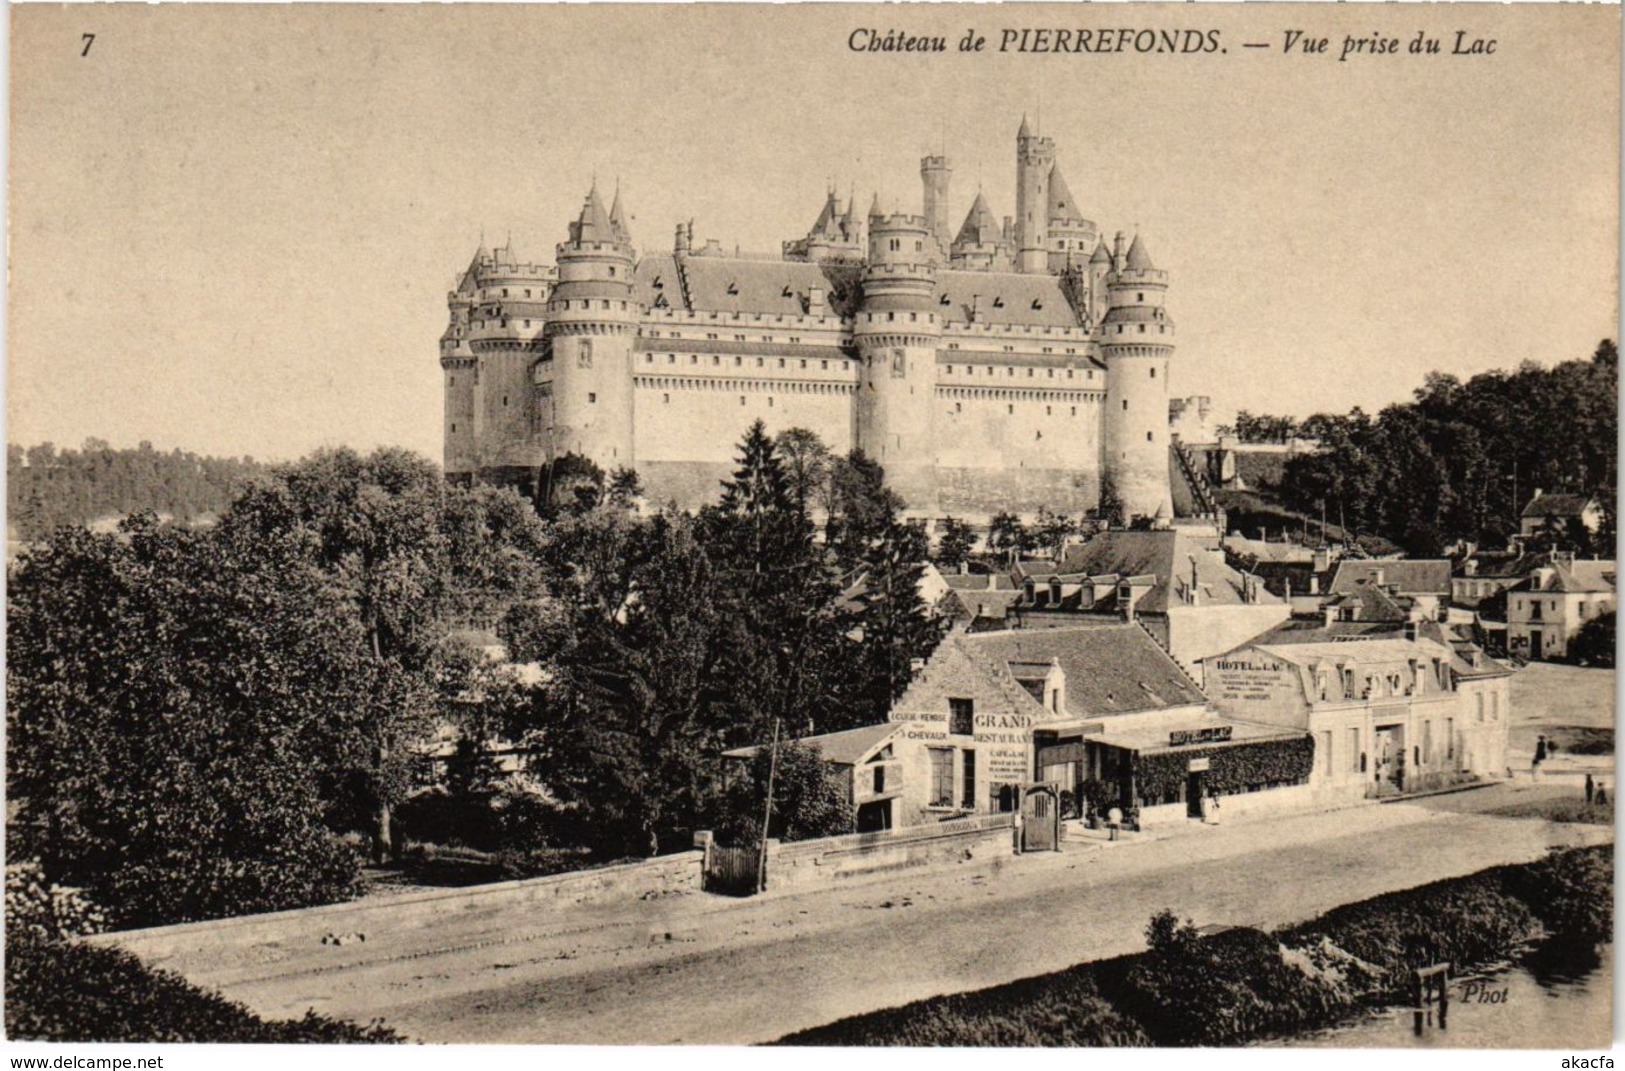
left=961, top=625, right=1208, bottom=717
left=1522, top=493, right=1596, bottom=519
left=1321, top=583, right=1412, bottom=623
left=1124, top=234, right=1155, bottom=271
left=1328, top=559, right=1452, bottom=597
left=722, top=722, right=898, bottom=765
left=1512, top=561, right=1617, bottom=595
left=609, top=188, right=631, bottom=243
left=646, top=256, right=841, bottom=317
left=935, top=270, right=1077, bottom=328
left=953, top=191, right=1004, bottom=247
left=1236, top=617, right=1403, bottom=647
left=1047, top=163, right=1084, bottom=223
left=573, top=185, right=614, bottom=244
left=1090, top=239, right=1112, bottom=265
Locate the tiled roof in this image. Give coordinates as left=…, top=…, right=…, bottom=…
left=1322, top=583, right=1412, bottom=623
left=722, top=721, right=898, bottom=765
left=1522, top=493, right=1595, bottom=519
left=1054, top=529, right=1275, bottom=613
left=935, top=270, right=1078, bottom=328
left=1514, top=561, right=1617, bottom=594
left=961, top=625, right=1208, bottom=717
left=1328, top=559, right=1451, bottom=596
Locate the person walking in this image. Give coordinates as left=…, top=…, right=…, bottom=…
left=1533, top=734, right=1548, bottom=780
left=1586, top=773, right=1595, bottom=804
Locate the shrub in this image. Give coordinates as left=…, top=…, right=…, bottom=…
left=5, top=931, right=399, bottom=1042
left=6, top=863, right=107, bottom=942
left=1505, top=845, right=1613, bottom=941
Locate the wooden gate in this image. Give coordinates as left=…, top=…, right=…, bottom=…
left=1021, top=784, right=1060, bottom=852
left=703, top=844, right=760, bottom=896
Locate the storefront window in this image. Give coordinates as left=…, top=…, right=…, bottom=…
left=961, top=749, right=976, bottom=809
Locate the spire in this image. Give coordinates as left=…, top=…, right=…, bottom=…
left=1047, top=163, right=1080, bottom=223
left=843, top=184, right=860, bottom=234
left=1090, top=238, right=1112, bottom=265
left=1018, top=113, right=1032, bottom=140
left=954, top=191, right=1000, bottom=248
left=1125, top=233, right=1155, bottom=271
left=574, top=183, right=614, bottom=244
left=868, top=192, right=884, bottom=220
left=810, top=188, right=840, bottom=236
left=609, top=185, right=631, bottom=244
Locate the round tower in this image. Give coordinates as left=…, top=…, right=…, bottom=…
left=1014, top=116, right=1055, bottom=275
left=855, top=200, right=940, bottom=515
left=919, top=154, right=952, bottom=261
left=1102, top=232, right=1175, bottom=522
left=441, top=243, right=485, bottom=485
left=543, top=183, right=639, bottom=475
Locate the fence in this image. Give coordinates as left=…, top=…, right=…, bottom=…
left=764, top=812, right=1018, bottom=891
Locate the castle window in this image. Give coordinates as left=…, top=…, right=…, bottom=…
left=1036, top=430, right=1043, bottom=440
left=909, top=313, right=917, bottom=322
left=1087, top=370, right=1094, bottom=379
left=450, top=423, right=456, bottom=433
left=1027, top=368, right=1034, bottom=378
left=735, top=335, right=746, bottom=341
left=588, top=393, right=597, bottom=403
left=1138, top=325, right=1146, bottom=334
left=735, top=356, right=743, bottom=366
left=608, top=268, right=615, bottom=278
left=946, top=366, right=953, bottom=374
left=671, top=331, right=681, bottom=338
left=707, top=333, right=719, bottom=340
left=821, top=360, right=828, bottom=370
left=1070, top=406, right=1077, bottom=416
left=1138, top=293, right=1144, bottom=302
left=756, top=358, right=764, bottom=367
left=955, top=402, right=962, bottom=413
left=1047, top=369, right=1054, bottom=378
left=1043, top=347, right=1053, bottom=354
left=1007, top=404, right=1014, bottom=414
left=449, top=376, right=455, bottom=386
left=768, top=397, right=774, bottom=407
left=502, top=289, right=509, bottom=297
left=525, top=290, right=532, bottom=298
left=1046, top=406, right=1052, bottom=415
left=887, top=312, right=895, bottom=322
left=740, top=396, right=747, bottom=406
left=890, top=239, right=900, bottom=252
left=778, top=358, right=786, bottom=368
left=713, top=355, right=721, bottom=366
left=1123, top=400, right=1129, bottom=410
left=1149, top=367, right=1156, bottom=378
left=800, top=359, right=808, bottom=368
left=1066, top=347, right=1076, bottom=355
left=690, top=354, right=698, bottom=364
left=503, top=395, right=509, bottom=406
left=644, top=355, right=652, bottom=364
left=668, top=354, right=676, bottom=364
left=602, top=300, right=611, bottom=309
left=789, top=337, right=801, bottom=343
left=663, top=393, right=670, bottom=403
left=1147, top=431, right=1154, bottom=442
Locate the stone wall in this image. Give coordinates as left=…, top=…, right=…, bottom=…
left=766, top=813, right=1017, bottom=890
left=90, top=852, right=704, bottom=966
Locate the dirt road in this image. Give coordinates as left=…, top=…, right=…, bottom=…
left=151, top=786, right=1608, bottom=1044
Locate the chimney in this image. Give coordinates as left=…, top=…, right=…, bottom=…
left=1464, top=558, right=1478, bottom=577
left=1309, top=572, right=1320, bottom=596
left=987, top=573, right=998, bottom=591
left=1189, top=555, right=1200, bottom=606
left=1114, top=231, right=1126, bottom=262
left=1323, top=604, right=1337, bottom=628
left=1373, top=567, right=1385, bottom=589
left=1312, top=547, right=1330, bottom=573
left=675, top=221, right=692, bottom=255
left=807, top=285, right=825, bottom=316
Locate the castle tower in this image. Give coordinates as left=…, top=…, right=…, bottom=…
left=855, top=200, right=940, bottom=514
left=1102, top=233, right=1175, bottom=522
left=542, top=182, right=639, bottom=474
left=440, top=243, right=486, bottom=484
left=1014, top=116, right=1055, bottom=274
left=920, top=154, right=952, bottom=261
left=1088, top=238, right=1112, bottom=327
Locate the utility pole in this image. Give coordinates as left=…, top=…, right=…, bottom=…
left=756, top=718, right=781, bottom=895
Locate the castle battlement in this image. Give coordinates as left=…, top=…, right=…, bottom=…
left=442, top=119, right=1177, bottom=524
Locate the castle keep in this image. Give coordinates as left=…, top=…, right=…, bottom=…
left=440, top=120, right=1176, bottom=522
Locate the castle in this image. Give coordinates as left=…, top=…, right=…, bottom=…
left=440, top=119, right=1178, bottom=523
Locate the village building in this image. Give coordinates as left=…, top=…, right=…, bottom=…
left=1202, top=635, right=1512, bottom=800
left=996, top=528, right=1292, bottom=673
left=1520, top=490, right=1604, bottom=538
left=1326, top=559, right=1452, bottom=606
left=883, top=624, right=1311, bottom=829
left=723, top=722, right=904, bottom=833
left=1504, top=559, right=1616, bottom=661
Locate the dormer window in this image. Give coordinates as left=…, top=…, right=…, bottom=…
left=727, top=282, right=739, bottom=295
left=940, top=294, right=951, bottom=305
left=992, top=296, right=1005, bottom=308
left=653, top=275, right=664, bottom=289
left=1032, top=299, right=1043, bottom=310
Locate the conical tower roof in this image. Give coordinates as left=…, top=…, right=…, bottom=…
left=609, top=187, right=631, bottom=244
left=1018, top=114, right=1032, bottom=140
left=810, top=189, right=841, bottom=236
left=1090, top=238, right=1112, bottom=265
left=574, top=183, right=615, bottom=244
left=953, top=191, right=1001, bottom=248
left=1124, top=233, right=1155, bottom=271
left=1047, top=163, right=1081, bottom=223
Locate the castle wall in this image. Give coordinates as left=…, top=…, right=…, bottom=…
left=475, top=344, right=546, bottom=469
left=443, top=362, right=478, bottom=476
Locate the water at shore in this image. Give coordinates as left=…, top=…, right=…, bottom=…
left=1266, top=941, right=1612, bottom=1049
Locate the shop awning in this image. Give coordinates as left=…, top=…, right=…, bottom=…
left=1089, top=716, right=1304, bottom=755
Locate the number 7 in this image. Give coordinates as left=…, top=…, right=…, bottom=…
left=80, top=33, right=94, bottom=57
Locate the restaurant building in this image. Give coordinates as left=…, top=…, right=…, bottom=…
left=885, top=624, right=1313, bottom=828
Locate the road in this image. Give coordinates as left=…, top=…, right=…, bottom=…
left=142, top=783, right=1610, bottom=1045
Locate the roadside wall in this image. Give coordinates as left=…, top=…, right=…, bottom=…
left=89, top=851, right=704, bottom=963
left=767, top=813, right=1017, bottom=890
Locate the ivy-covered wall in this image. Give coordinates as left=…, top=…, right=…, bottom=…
left=1132, top=735, right=1314, bottom=804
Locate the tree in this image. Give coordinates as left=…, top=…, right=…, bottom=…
left=1096, top=476, right=1126, bottom=530
left=714, top=741, right=854, bottom=845
left=841, top=520, right=946, bottom=730
left=827, top=450, right=904, bottom=567
left=1568, top=611, right=1615, bottom=668
left=988, top=511, right=1028, bottom=568
left=1034, top=507, right=1079, bottom=561
left=7, top=517, right=367, bottom=927
left=773, top=427, right=833, bottom=517
left=934, top=516, right=977, bottom=572
left=606, top=466, right=644, bottom=508
left=219, top=447, right=547, bottom=863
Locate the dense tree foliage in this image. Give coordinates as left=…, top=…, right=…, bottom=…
left=934, top=516, right=978, bottom=572
left=1269, top=341, right=1617, bottom=556
left=715, top=740, right=855, bottom=846
left=8, top=439, right=263, bottom=541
